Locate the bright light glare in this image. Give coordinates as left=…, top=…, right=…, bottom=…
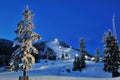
left=75, top=54, right=78, bottom=57
left=54, top=38, right=58, bottom=42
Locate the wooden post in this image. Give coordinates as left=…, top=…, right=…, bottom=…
left=19, top=76, right=29, bottom=80
left=23, top=66, right=27, bottom=76
left=47, top=51, right=48, bottom=66
left=23, top=70, right=26, bottom=76
left=19, top=66, right=29, bottom=80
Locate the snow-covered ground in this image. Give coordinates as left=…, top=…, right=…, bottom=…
left=0, top=39, right=120, bottom=80
left=0, top=60, right=120, bottom=80
left=46, top=40, right=80, bottom=59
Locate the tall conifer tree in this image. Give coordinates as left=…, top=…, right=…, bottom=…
left=103, top=29, right=120, bottom=77
left=9, top=6, right=41, bottom=76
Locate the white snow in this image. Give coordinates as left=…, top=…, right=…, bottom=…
left=0, top=39, right=120, bottom=80
left=46, top=40, right=79, bottom=59
left=0, top=60, right=120, bottom=80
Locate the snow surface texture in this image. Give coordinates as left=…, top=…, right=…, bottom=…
left=0, top=39, right=120, bottom=80
left=0, top=60, right=120, bottom=80
left=46, top=40, right=79, bottom=59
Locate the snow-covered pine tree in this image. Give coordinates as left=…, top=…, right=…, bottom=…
left=73, top=38, right=86, bottom=71
left=95, top=48, right=100, bottom=63
left=9, top=6, right=41, bottom=76
left=103, top=29, right=120, bottom=77
left=72, top=54, right=80, bottom=71
left=79, top=38, right=86, bottom=69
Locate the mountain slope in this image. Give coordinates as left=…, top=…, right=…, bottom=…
left=46, top=40, right=80, bottom=59
left=0, top=38, right=93, bottom=66
left=0, top=38, right=18, bottom=66
left=33, top=39, right=93, bottom=61
left=0, top=38, right=17, bottom=55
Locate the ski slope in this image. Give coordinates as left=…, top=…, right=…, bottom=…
left=0, top=60, right=120, bottom=80
left=0, top=39, right=120, bottom=80
left=46, top=40, right=80, bottom=59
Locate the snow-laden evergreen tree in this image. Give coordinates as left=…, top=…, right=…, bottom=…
left=79, top=38, right=86, bottom=69
left=73, top=38, right=86, bottom=71
left=72, top=54, right=80, bottom=71
left=9, top=6, right=41, bottom=76
left=95, top=48, right=100, bottom=63
left=103, top=29, right=120, bottom=77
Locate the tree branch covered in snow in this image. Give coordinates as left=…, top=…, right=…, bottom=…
left=9, top=6, right=41, bottom=71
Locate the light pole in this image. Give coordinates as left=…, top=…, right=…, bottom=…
left=46, top=51, right=49, bottom=66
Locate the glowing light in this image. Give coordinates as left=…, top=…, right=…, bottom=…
left=91, top=57, right=95, bottom=61
left=75, top=54, right=78, bottom=57
left=54, top=38, right=58, bottom=42
left=85, top=55, right=88, bottom=58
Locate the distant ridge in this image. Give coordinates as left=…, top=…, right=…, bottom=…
left=0, top=38, right=93, bottom=66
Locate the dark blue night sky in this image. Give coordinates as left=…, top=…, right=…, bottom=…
left=0, top=0, right=120, bottom=55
